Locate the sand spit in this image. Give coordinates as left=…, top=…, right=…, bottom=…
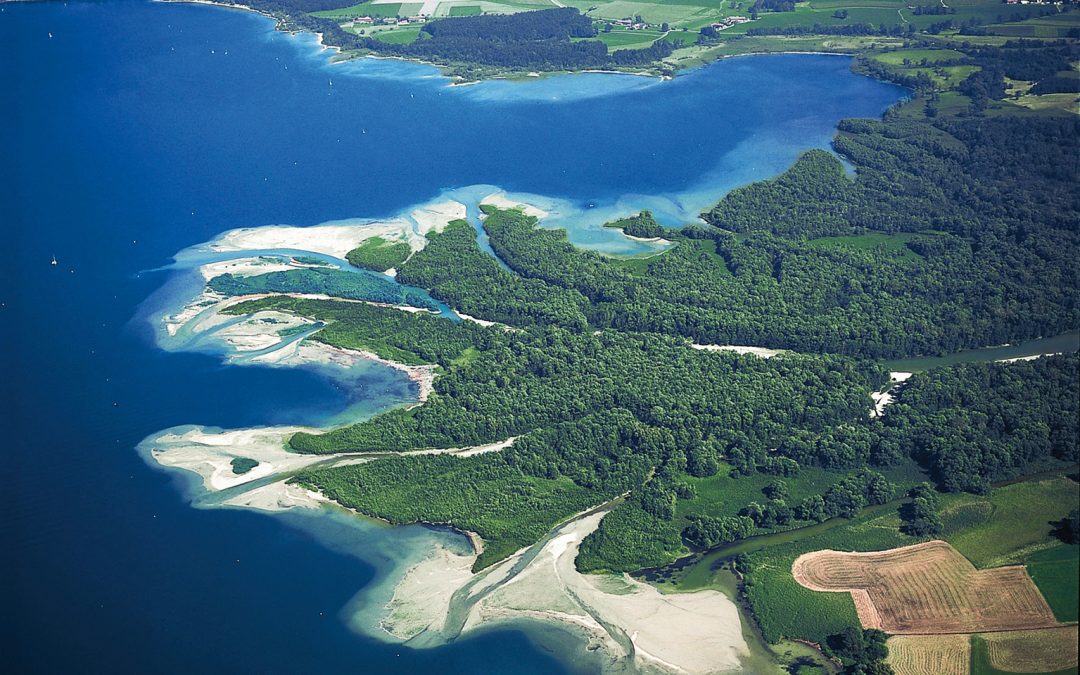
left=251, top=338, right=437, bottom=405
left=222, top=479, right=331, bottom=511
left=480, top=192, right=549, bottom=220
left=379, top=507, right=750, bottom=673
left=997, top=352, right=1063, bottom=363
left=148, top=425, right=324, bottom=492
left=621, top=232, right=672, bottom=246
left=411, top=200, right=466, bottom=241
left=202, top=199, right=465, bottom=260
left=401, top=436, right=518, bottom=458
left=454, top=311, right=501, bottom=328
left=690, top=343, right=786, bottom=359
left=197, top=256, right=299, bottom=281
left=208, top=220, right=411, bottom=259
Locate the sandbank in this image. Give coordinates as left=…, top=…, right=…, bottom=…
left=480, top=192, right=549, bottom=220
left=870, top=371, right=912, bottom=417
left=197, top=256, right=298, bottom=281
left=997, top=352, right=1062, bottom=363
left=691, top=343, right=786, bottom=359
left=147, top=424, right=323, bottom=492
left=410, top=200, right=467, bottom=242
left=376, top=505, right=750, bottom=673
left=207, top=219, right=415, bottom=259
left=222, top=479, right=331, bottom=512
left=621, top=232, right=672, bottom=246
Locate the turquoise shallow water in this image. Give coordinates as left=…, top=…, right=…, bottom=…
left=3, top=1, right=905, bottom=671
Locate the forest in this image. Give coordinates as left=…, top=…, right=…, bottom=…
left=212, top=70, right=1080, bottom=574
left=184, top=22, right=1080, bottom=650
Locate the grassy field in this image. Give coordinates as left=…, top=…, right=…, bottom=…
left=591, top=28, right=667, bottom=48
left=716, top=473, right=1078, bottom=644
left=987, top=12, right=1080, bottom=38
left=678, top=464, right=846, bottom=522
left=345, top=235, right=411, bottom=272
left=371, top=27, right=423, bottom=43
left=807, top=232, right=924, bottom=262
left=1026, top=545, right=1080, bottom=623
left=872, top=48, right=966, bottom=66
left=972, top=628, right=1080, bottom=675
left=1013, top=92, right=1080, bottom=115
left=449, top=4, right=482, bottom=15
left=312, top=2, right=403, bottom=18
left=940, top=477, right=1079, bottom=568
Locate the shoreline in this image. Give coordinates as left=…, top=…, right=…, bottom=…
left=156, top=0, right=863, bottom=85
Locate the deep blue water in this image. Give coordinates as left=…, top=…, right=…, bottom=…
left=2, top=1, right=904, bottom=672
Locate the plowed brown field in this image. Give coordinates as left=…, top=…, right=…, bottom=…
left=791, top=541, right=1059, bottom=634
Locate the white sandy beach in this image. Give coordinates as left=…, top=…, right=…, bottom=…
left=207, top=219, right=413, bottom=259
left=410, top=200, right=467, bottom=242
left=148, top=425, right=324, bottom=491
left=221, top=479, right=331, bottom=511
left=378, top=507, right=751, bottom=673
left=197, top=255, right=298, bottom=281
left=480, top=192, right=549, bottom=220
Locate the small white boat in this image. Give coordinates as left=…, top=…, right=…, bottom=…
left=51, top=255, right=58, bottom=266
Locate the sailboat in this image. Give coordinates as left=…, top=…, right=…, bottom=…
left=51, top=255, right=58, bottom=266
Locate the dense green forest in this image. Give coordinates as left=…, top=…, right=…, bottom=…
left=602, top=210, right=666, bottom=239
left=182, top=15, right=1080, bottom=652
left=457, top=114, right=1079, bottom=358
left=263, top=269, right=1077, bottom=571
left=231, top=72, right=1080, bottom=574
left=345, top=236, right=411, bottom=272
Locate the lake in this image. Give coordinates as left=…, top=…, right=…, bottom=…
left=2, top=1, right=905, bottom=671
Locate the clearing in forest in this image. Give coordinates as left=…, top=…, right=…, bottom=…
left=791, top=540, right=1059, bottom=634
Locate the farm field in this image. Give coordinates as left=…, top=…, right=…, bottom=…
left=1026, top=545, right=1080, bottom=623
left=871, top=48, right=966, bottom=66
left=791, top=540, right=1060, bottom=634
left=887, top=628, right=1079, bottom=675
left=987, top=12, right=1080, bottom=38
left=886, top=634, right=970, bottom=675
left=732, top=473, right=1078, bottom=645
left=972, top=628, right=1080, bottom=675
left=980, top=627, right=1080, bottom=675
left=941, top=477, right=1080, bottom=568
left=371, top=26, right=422, bottom=43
